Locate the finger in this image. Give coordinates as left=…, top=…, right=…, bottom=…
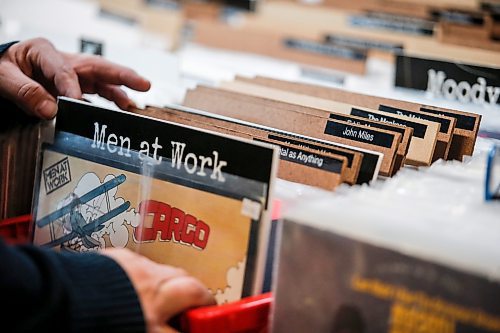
left=156, top=326, right=180, bottom=333
left=0, top=62, right=57, bottom=119
left=70, top=54, right=151, bottom=91
left=95, top=83, right=135, bottom=110
left=148, top=264, right=187, bottom=284
left=157, top=276, right=216, bottom=320
left=26, top=38, right=82, bottom=99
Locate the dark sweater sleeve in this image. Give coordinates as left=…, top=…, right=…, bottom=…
left=0, top=41, right=18, bottom=54
left=0, top=238, right=145, bottom=333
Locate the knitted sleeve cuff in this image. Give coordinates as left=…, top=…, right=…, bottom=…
left=57, top=251, right=146, bottom=333
left=0, top=41, right=19, bottom=55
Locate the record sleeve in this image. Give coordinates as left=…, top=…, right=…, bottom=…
left=32, top=98, right=279, bottom=303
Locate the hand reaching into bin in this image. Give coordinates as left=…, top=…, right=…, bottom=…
left=0, top=38, right=215, bottom=333
left=0, top=37, right=150, bottom=119
left=103, top=248, right=216, bottom=333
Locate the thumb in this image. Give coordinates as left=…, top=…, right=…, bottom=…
left=0, top=62, right=57, bottom=119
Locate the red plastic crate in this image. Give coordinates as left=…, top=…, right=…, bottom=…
left=181, top=292, right=272, bottom=333
left=0, top=214, right=31, bottom=244
left=0, top=214, right=273, bottom=333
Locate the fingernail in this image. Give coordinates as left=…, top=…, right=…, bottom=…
left=140, top=79, right=151, bottom=91
left=37, top=100, right=58, bottom=119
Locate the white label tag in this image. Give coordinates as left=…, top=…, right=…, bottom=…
left=241, top=198, right=262, bottom=220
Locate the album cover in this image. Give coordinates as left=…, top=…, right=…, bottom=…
left=273, top=219, right=500, bottom=333
left=31, top=98, right=279, bottom=303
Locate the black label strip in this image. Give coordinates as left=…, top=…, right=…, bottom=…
left=328, top=113, right=407, bottom=138
left=324, top=120, right=395, bottom=149
left=431, top=9, right=485, bottom=25
left=349, top=13, right=434, bottom=36
left=267, top=134, right=378, bottom=185
left=420, top=107, right=477, bottom=132
left=324, top=34, right=404, bottom=53
left=255, top=138, right=343, bottom=174
left=268, top=134, right=353, bottom=168
left=283, top=38, right=367, bottom=61
left=349, top=108, right=427, bottom=139
left=379, top=105, right=451, bottom=133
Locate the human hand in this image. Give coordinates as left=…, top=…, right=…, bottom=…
left=0, top=38, right=150, bottom=119
left=102, top=248, right=215, bottom=333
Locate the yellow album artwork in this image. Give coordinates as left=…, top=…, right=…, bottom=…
left=33, top=149, right=260, bottom=303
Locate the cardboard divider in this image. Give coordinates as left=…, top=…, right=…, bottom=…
left=209, top=81, right=408, bottom=171
left=183, top=86, right=399, bottom=176
left=244, top=75, right=477, bottom=161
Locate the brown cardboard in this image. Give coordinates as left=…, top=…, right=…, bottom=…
left=416, top=105, right=481, bottom=161
left=244, top=75, right=465, bottom=161
left=437, top=20, right=500, bottom=52
left=186, top=85, right=411, bottom=173
left=184, top=86, right=402, bottom=176
left=317, top=0, right=480, bottom=14
left=152, top=105, right=381, bottom=184
left=258, top=132, right=365, bottom=185
left=182, top=1, right=221, bottom=21
left=438, top=18, right=491, bottom=41
left=130, top=106, right=363, bottom=188
left=322, top=0, right=431, bottom=18
left=98, top=0, right=143, bottom=21
left=191, top=20, right=367, bottom=74
left=323, top=33, right=405, bottom=61
left=256, top=137, right=347, bottom=190
left=98, top=0, right=183, bottom=50
left=232, top=77, right=414, bottom=158
left=216, top=81, right=436, bottom=167
left=245, top=1, right=500, bottom=68
left=389, top=0, right=480, bottom=11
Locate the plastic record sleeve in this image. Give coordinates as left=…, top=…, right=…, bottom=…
left=31, top=129, right=269, bottom=304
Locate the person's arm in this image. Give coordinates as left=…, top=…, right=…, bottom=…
left=0, top=38, right=215, bottom=332
left=0, top=237, right=143, bottom=332
left=0, top=38, right=150, bottom=119
left=0, top=238, right=214, bottom=333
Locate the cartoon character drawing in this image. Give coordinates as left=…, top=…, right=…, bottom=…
left=36, top=174, right=130, bottom=249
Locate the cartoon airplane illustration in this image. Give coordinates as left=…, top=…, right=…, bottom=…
left=36, top=174, right=130, bottom=249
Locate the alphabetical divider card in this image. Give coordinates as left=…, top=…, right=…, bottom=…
left=238, top=75, right=457, bottom=162
left=204, top=83, right=403, bottom=174
left=417, top=106, right=480, bottom=161
left=260, top=133, right=365, bottom=185
left=182, top=86, right=391, bottom=177
left=183, top=85, right=399, bottom=177
left=201, top=83, right=409, bottom=173
left=255, top=137, right=348, bottom=190
left=133, top=105, right=362, bottom=189
left=322, top=119, right=401, bottom=176
left=346, top=106, right=438, bottom=167
left=181, top=86, right=386, bottom=184
left=376, top=105, right=454, bottom=162
left=239, top=76, right=459, bottom=160
left=237, top=77, right=446, bottom=166
left=326, top=112, right=411, bottom=175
